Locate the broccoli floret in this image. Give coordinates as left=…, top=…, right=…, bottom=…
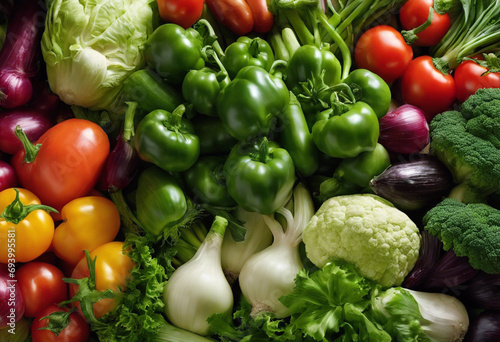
left=429, top=88, right=500, bottom=202
left=423, top=198, right=500, bottom=274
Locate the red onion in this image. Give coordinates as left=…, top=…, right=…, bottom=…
left=461, top=272, right=500, bottom=310
left=465, top=310, right=500, bottom=342
left=0, top=266, right=25, bottom=328
left=0, top=160, right=17, bottom=191
left=378, top=104, right=430, bottom=154
left=0, top=0, right=45, bottom=108
left=0, top=108, right=53, bottom=154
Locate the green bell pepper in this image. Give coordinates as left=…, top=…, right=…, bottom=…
left=183, top=155, right=235, bottom=208
left=182, top=67, right=229, bottom=117
left=312, top=101, right=379, bottom=159
left=134, top=104, right=200, bottom=172
left=278, top=92, right=319, bottom=177
left=123, top=69, right=184, bottom=115
left=144, top=23, right=205, bottom=85
left=285, top=44, right=342, bottom=117
left=217, top=65, right=289, bottom=141
left=222, top=36, right=275, bottom=79
left=224, top=137, right=296, bottom=214
left=317, top=143, right=391, bottom=201
left=136, top=167, right=188, bottom=236
left=192, top=116, right=238, bottom=155
left=343, top=69, right=391, bottom=119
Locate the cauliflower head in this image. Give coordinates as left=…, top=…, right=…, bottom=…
left=302, top=194, right=421, bottom=287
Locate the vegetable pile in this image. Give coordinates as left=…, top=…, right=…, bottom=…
left=1, top=0, right=499, bottom=341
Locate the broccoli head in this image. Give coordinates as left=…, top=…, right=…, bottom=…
left=423, top=198, right=500, bottom=274
left=429, top=88, right=500, bottom=202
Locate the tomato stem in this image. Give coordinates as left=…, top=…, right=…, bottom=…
left=401, top=7, right=434, bottom=45
left=0, top=188, right=58, bottom=224
left=122, top=101, right=138, bottom=142
left=14, top=125, right=41, bottom=164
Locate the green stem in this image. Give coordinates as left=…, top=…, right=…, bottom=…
left=14, top=125, right=41, bottom=164
left=317, top=13, right=352, bottom=80
left=166, top=104, right=186, bottom=129
left=401, top=7, right=434, bottom=45
left=269, top=27, right=291, bottom=61
left=0, top=188, right=58, bottom=224
left=282, top=26, right=302, bottom=58
left=205, top=47, right=230, bottom=88
left=194, top=19, right=225, bottom=57
left=250, top=137, right=272, bottom=164
left=122, top=101, right=138, bottom=142
left=286, top=10, right=315, bottom=46
left=109, top=190, right=143, bottom=236
left=207, top=216, right=228, bottom=239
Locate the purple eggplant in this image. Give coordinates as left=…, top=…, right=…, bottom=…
left=420, top=249, right=479, bottom=290
left=461, top=272, right=500, bottom=310
left=0, top=108, right=53, bottom=154
left=465, top=310, right=500, bottom=342
left=0, top=160, right=16, bottom=191
left=0, top=0, right=45, bottom=108
left=403, top=229, right=443, bottom=289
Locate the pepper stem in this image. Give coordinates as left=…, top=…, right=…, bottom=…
left=194, top=19, right=225, bottom=58
left=0, top=188, right=58, bottom=224
left=14, top=125, right=41, bottom=164
left=250, top=137, right=272, bottom=164
left=122, top=101, right=138, bottom=142
left=166, top=104, right=186, bottom=129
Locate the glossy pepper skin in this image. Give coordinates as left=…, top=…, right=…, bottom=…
left=317, top=143, right=391, bottom=201
left=182, top=67, right=229, bottom=117
left=192, top=116, right=237, bottom=155
left=278, top=92, right=319, bottom=177
left=183, top=155, right=235, bottom=207
left=312, top=102, right=379, bottom=159
left=222, top=36, right=274, bottom=79
left=123, top=69, right=184, bottom=115
left=136, top=167, right=187, bottom=236
left=343, top=69, right=391, bottom=119
left=217, top=66, right=289, bottom=141
left=144, top=23, right=205, bottom=85
left=286, top=45, right=342, bottom=117
left=224, top=138, right=296, bottom=214
left=134, top=105, right=200, bottom=173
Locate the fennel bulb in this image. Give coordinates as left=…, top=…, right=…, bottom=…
left=41, top=0, right=158, bottom=113
left=221, top=206, right=273, bottom=283
left=163, top=216, right=233, bottom=336
left=238, top=183, right=315, bottom=318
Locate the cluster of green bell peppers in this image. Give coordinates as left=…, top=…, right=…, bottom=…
left=118, top=21, right=396, bottom=236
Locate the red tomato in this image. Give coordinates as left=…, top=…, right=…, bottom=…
left=354, top=25, right=413, bottom=84
left=399, top=0, right=451, bottom=47
left=454, top=59, right=500, bottom=102
left=246, top=0, right=274, bottom=33
left=206, top=0, right=254, bottom=36
left=157, top=0, right=204, bottom=29
left=31, top=304, right=90, bottom=342
left=16, top=262, right=68, bottom=318
left=401, top=55, right=456, bottom=122
left=11, top=118, right=110, bottom=216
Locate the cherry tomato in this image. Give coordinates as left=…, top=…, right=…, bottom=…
left=31, top=304, right=90, bottom=342
left=69, top=241, right=135, bottom=319
left=246, top=0, right=274, bottom=33
left=157, top=0, right=204, bottom=29
left=454, top=59, right=500, bottom=102
left=16, top=262, right=68, bottom=318
left=400, top=0, right=451, bottom=47
left=354, top=25, right=413, bottom=84
left=206, top=0, right=254, bottom=36
left=401, top=55, right=456, bottom=122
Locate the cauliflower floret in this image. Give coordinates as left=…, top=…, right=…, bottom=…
left=303, top=194, right=421, bottom=287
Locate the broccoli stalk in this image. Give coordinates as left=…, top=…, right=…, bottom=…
left=431, top=0, right=500, bottom=69
left=429, top=88, right=500, bottom=203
